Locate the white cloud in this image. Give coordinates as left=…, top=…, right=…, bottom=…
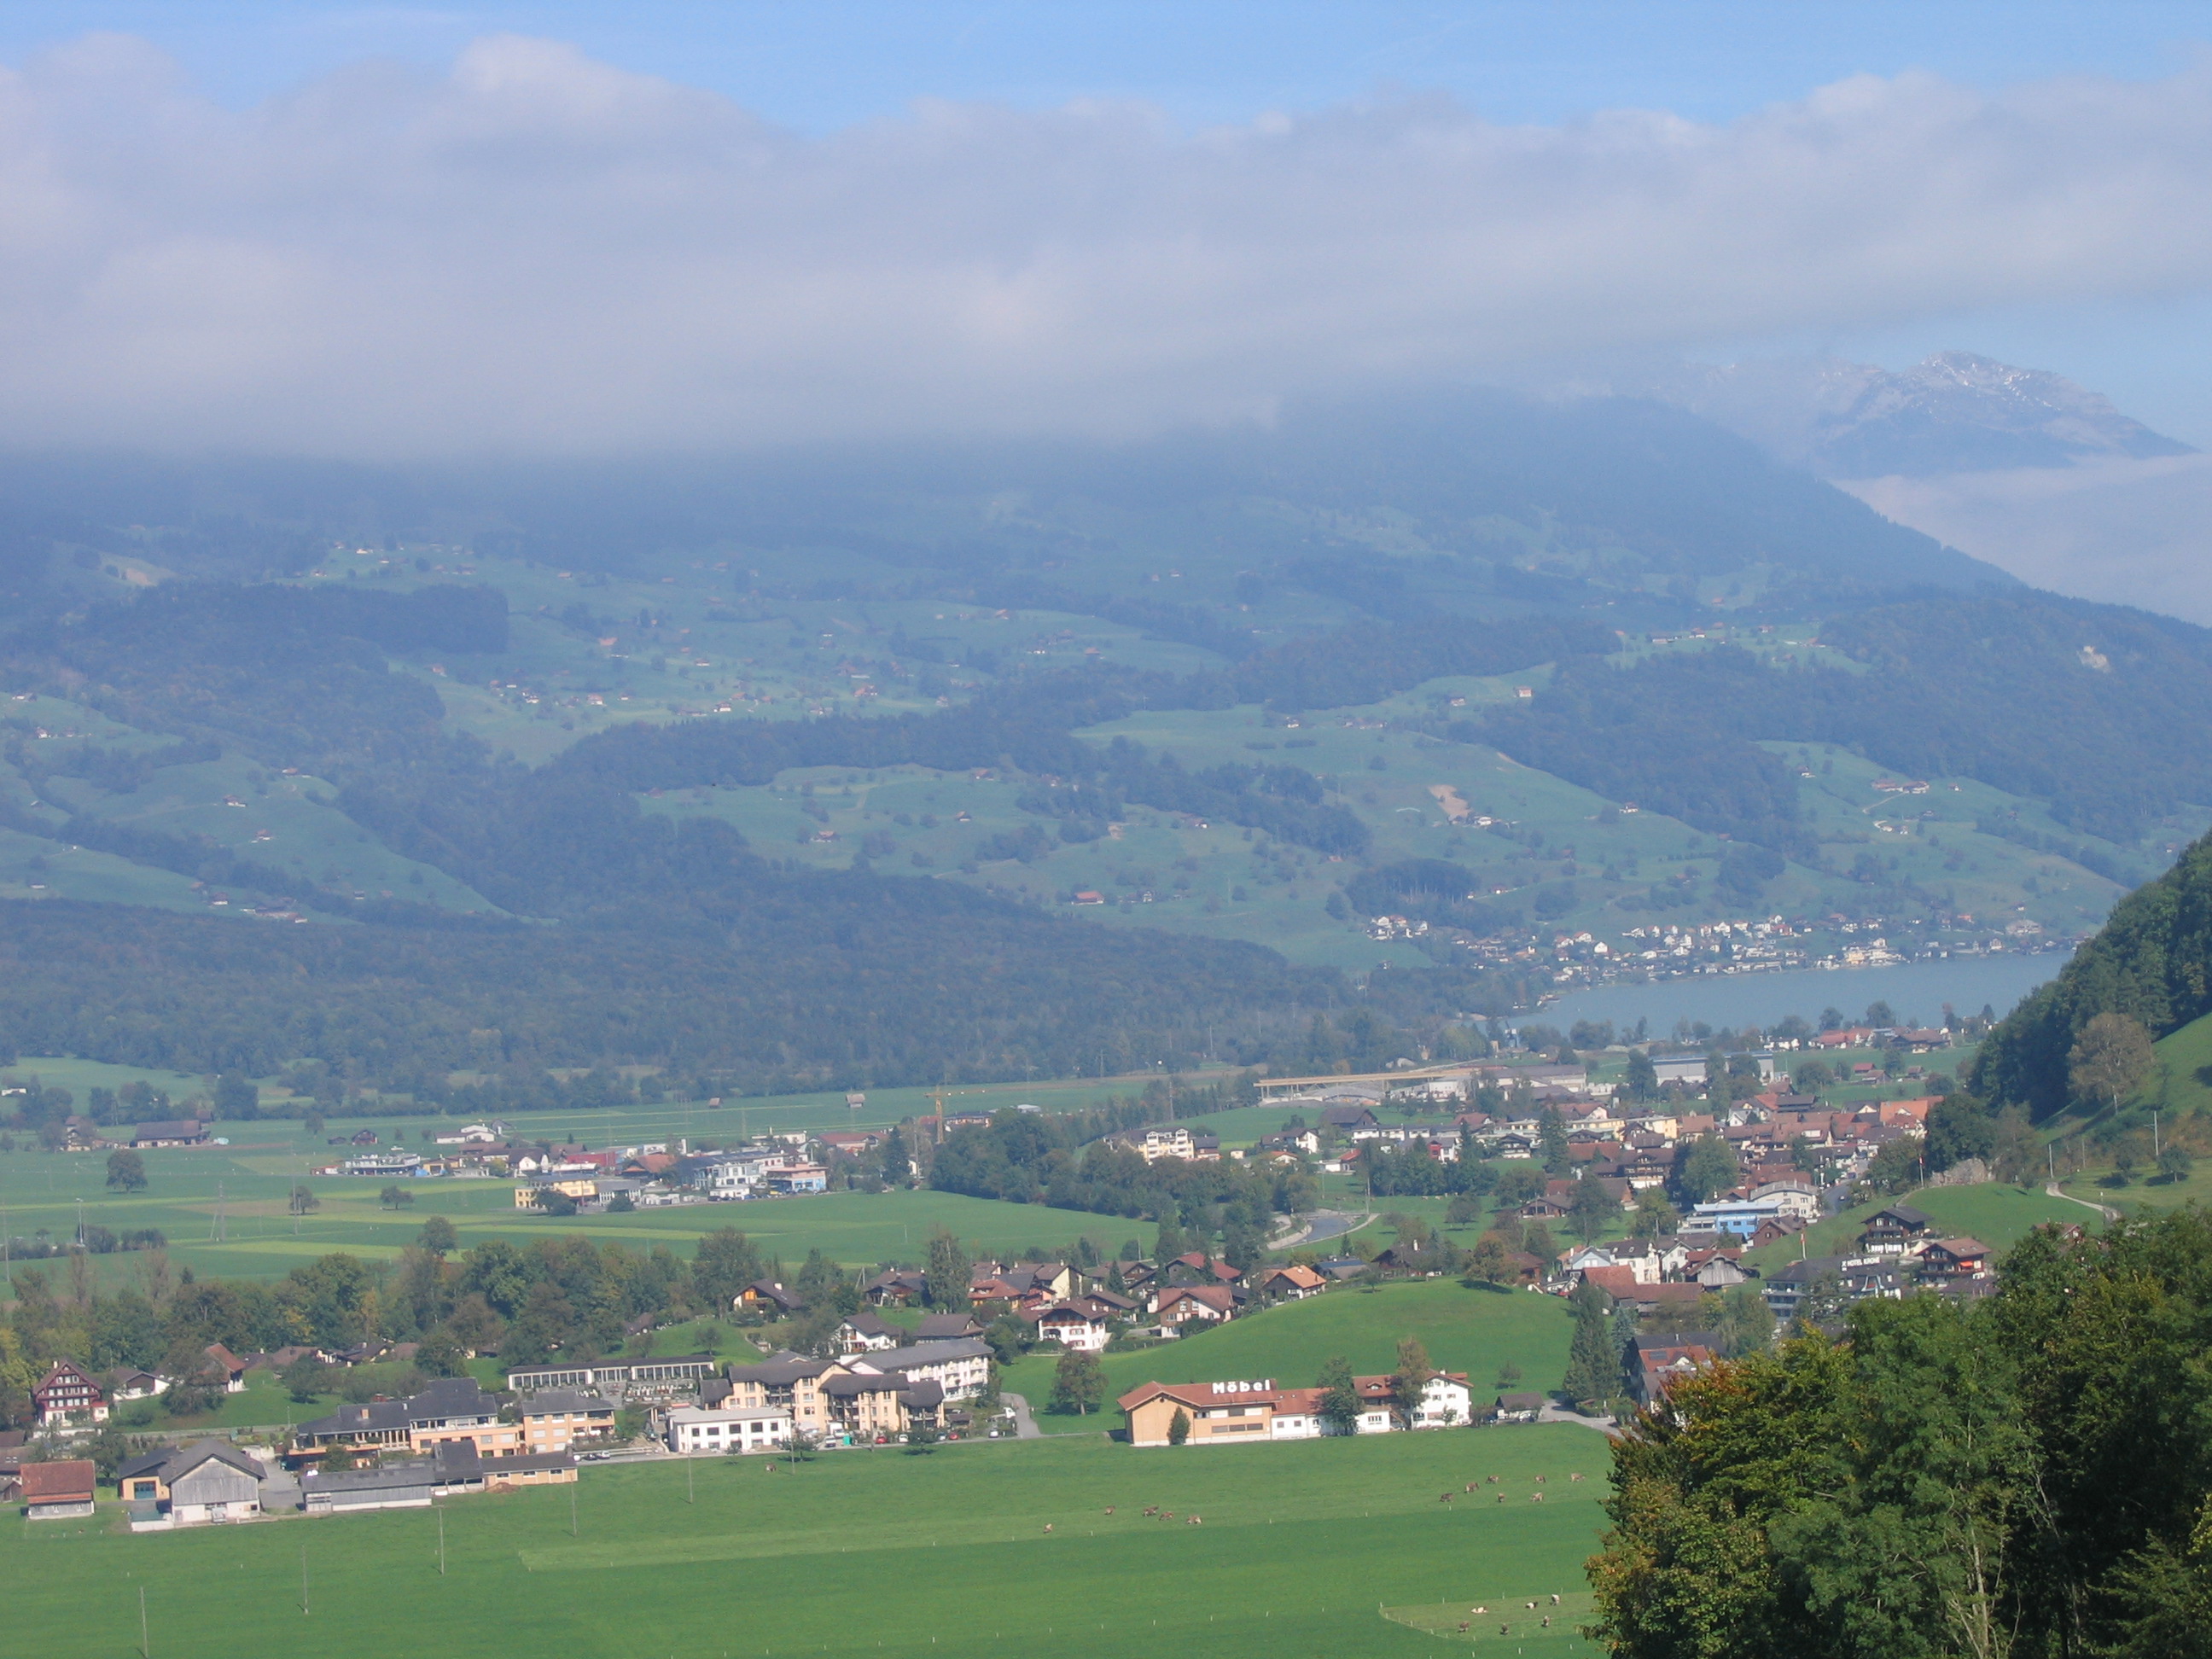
left=1845, top=455, right=2212, bottom=626
left=2, top=33, right=2210, bottom=457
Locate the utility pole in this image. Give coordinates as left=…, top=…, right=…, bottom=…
left=300, top=1545, right=310, bottom=1615
left=139, top=1586, right=149, bottom=1658
left=2154, top=1112, right=2162, bottom=1158
left=570, top=1486, right=578, bottom=1537
left=437, top=1504, right=445, bottom=1575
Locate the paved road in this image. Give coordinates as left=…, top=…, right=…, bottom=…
left=2046, top=1181, right=2122, bottom=1224
left=1536, top=1405, right=1615, bottom=1432
left=1002, top=1392, right=1044, bottom=1439
left=1273, top=1208, right=1372, bottom=1249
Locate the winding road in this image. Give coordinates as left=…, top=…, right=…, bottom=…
left=1001, top=1392, right=1044, bottom=1439
left=2046, top=1181, right=2122, bottom=1224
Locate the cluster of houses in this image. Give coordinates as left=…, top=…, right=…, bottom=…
left=839, top=1252, right=1332, bottom=1343
left=1117, top=1369, right=1485, bottom=1447
left=1556, top=1201, right=1998, bottom=1327
left=5, top=1371, right=602, bottom=1528
left=23, top=1337, right=448, bottom=1431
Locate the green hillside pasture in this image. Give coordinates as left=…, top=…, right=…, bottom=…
left=1742, top=1182, right=2096, bottom=1274
left=1004, top=1278, right=1575, bottom=1433
left=3, top=1430, right=1605, bottom=1659
left=2053, top=1012, right=2212, bottom=1214
left=0, top=1141, right=1157, bottom=1284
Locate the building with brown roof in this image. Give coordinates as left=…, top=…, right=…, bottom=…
left=20, top=1458, right=96, bottom=1519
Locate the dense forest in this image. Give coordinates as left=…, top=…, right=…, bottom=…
left=1591, top=1208, right=2212, bottom=1659
left=1974, top=822, right=2212, bottom=1118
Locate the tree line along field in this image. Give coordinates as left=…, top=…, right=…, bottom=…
left=3, top=1429, right=1607, bottom=1659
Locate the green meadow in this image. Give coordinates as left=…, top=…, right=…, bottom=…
left=7, top=1427, right=1609, bottom=1659
left=0, top=1130, right=1159, bottom=1287
left=1004, top=1279, right=1578, bottom=1432
left=1741, top=1181, right=2098, bottom=1274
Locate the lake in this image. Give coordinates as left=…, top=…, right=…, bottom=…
left=1528, top=950, right=2065, bottom=1038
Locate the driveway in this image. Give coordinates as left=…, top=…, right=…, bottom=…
left=1001, top=1392, right=1044, bottom=1439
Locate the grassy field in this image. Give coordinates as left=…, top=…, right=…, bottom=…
left=0, top=1132, right=1157, bottom=1285
left=1741, top=1181, right=2099, bottom=1274
left=1004, top=1278, right=1576, bottom=1433
left=5, top=1427, right=1609, bottom=1659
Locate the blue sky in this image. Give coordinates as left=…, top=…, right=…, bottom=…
left=2, top=3, right=2210, bottom=453
left=4, top=3, right=2207, bottom=131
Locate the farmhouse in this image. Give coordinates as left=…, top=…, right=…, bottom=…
left=32, top=1359, right=107, bottom=1426
left=836, top=1311, right=905, bottom=1353
left=1029, top=1301, right=1111, bottom=1352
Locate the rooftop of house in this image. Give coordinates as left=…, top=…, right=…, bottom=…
left=521, top=1388, right=614, bottom=1416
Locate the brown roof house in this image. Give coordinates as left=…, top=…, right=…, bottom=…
left=21, top=1458, right=97, bottom=1520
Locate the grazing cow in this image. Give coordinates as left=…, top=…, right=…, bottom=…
left=1497, top=1493, right=1507, bottom=1504
left=1551, top=1594, right=1561, bottom=1605
left=1044, top=1524, right=1053, bottom=1534
left=1104, top=1507, right=1114, bottom=1515
left=1464, top=1482, right=1476, bottom=1492
left=1542, top=1616, right=1551, bottom=1628
left=1570, top=1472, right=1585, bottom=1482
left=1486, top=1475, right=1500, bottom=1484
left=1533, top=1492, right=1545, bottom=1503
left=1440, top=1493, right=1453, bottom=1503
left=1526, top=1602, right=1537, bottom=1610
left=1143, top=1506, right=1157, bottom=1516
left=1457, top=1621, right=1470, bottom=1633
left=1535, top=1474, right=1546, bottom=1484
left=1472, top=1607, right=1487, bottom=1615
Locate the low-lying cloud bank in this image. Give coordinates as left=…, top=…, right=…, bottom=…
left=3, top=32, right=2211, bottom=457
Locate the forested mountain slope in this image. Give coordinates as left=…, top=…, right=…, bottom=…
left=0, top=393, right=2198, bottom=1094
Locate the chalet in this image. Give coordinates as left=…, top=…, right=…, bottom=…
left=20, top=1458, right=96, bottom=1520
left=913, top=1312, right=983, bottom=1341
left=836, top=1311, right=905, bottom=1353
left=1857, top=1203, right=1934, bottom=1255
left=1917, top=1237, right=1993, bottom=1279
left=1157, top=1285, right=1238, bottom=1329
left=1316, top=1255, right=1371, bottom=1282
left=518, top=1388, right=617, bottom=1452
left=1254, top=1263, right=1328, bottom=1301
left=1493, top=1392, right=1546, bottom=1423
left=131, top=1119, right=209, bottom=1148
left=103, top=1365, right=166, bottom=1402
left=818, top=1130, right=882, bottom=1157
left=32, top=1359, right=106, bottom=1427
left=1761, top=1255, right=1908, bottom=1321
left=1029, top=1301, right=1111, bottom=1352
left=1631, top=1331, right=1720, bottom=1406
left=1691, top=1254, right=1750, bottom=1289
left=201, top=1342, right=248, bottom=1393
left=1318, top=1104, right=1379, bottom=1132
left=739, top=1279, right=806, bottom=1314
left=863, top=1268, right=927, bottom=1307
